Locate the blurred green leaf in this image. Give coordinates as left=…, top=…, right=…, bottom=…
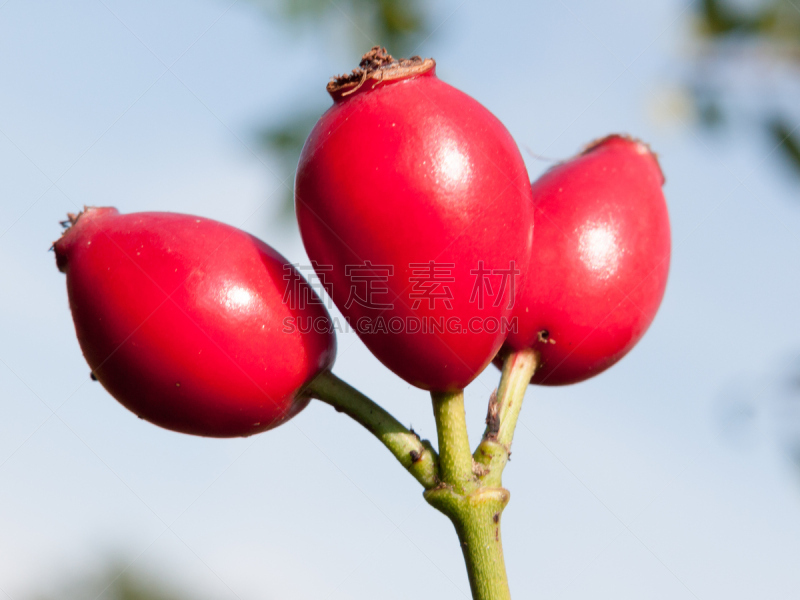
left=260, top=112, right=322, bottom=156
left=696, top=0, right=800, bottom=42
left=370, top=0, right=426, bottom=52
left=258, top=108, right=324, bottom=219
left=29, top=563, right=195, bottom=600
left=697, top=95, right=726, bottom=128
left=248, top=0, right=428, bottom=55
left=698, top=0, right=753, bottom=36
left=767, top=118, right=800, bottom=177
left=697, top=0, right=783, bottom=37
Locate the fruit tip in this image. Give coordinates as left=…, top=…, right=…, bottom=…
left=53, top=206, right=117, bottom=273
left=582, top=134, right=665, bottom=186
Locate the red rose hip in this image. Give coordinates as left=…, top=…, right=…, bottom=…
left=505, top=135, right=671, bottom=385
left=55, top=207, right=336, bottom=437
left=295, top=48, right=534, bottom=392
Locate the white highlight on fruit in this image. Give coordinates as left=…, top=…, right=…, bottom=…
left=222, top=284, right=256, bottom=311
left=578, top=222, right=621, bottom=279
left=436, top=140, right=472, bottom=189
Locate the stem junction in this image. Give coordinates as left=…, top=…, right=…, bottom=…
left=306, top=349, right=538, bottom=600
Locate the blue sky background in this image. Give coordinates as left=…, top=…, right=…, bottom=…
left=2, top=1, right=800, bottom=598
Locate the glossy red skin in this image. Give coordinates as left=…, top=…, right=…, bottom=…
left=296, top=67, right=534, bottom=392
left=55, top=207, right=336, bottom=437
left=501, top=135, right=671, bottom=385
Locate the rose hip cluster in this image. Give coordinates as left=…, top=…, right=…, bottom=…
left=55, top=48, right=670, bottom=437
left=55, top=48, right=670, bottom=598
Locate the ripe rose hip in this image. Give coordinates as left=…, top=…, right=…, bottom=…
left=295, top=48, right=534, bottom=392
left=55, top=207, right=336, bottom=437
left=503, top=135, right=671, bottom=385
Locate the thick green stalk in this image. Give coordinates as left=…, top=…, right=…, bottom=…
left=307, top=371, right=438, bottom=489
left=425, top=482, right=512, bottom=600
left=431, top=389, right=474, bottom=494
left=428, top=389, right=512, bottom=600
left=426, top=351, right=538, bottom=598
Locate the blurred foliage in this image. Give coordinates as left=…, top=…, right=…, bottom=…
left=691, top=0, right=800, bottom=179
left=263, top=0, right=428, bottom=54
left=28, top=563, right=196, bottom=600
left=769, top=117, right=800, bottom=169
left=698, top=0, right=782, bottom=35
left=696, top=2, right=800, bottom=487
left=247, top=0, right=431, bottom=219
left=257, top=111, right=322, bottom=220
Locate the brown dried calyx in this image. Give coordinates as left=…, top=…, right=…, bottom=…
left=327, top=46, right=435, bottom=97
left=60, top=210, right=85, bottom=230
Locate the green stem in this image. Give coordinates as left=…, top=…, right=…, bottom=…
left=473, top=349, right=538, bottom=487
left=431, top=389, right=474, bottom=494
left=494, top=349, right=538, bottom=449
left=428, top=389, right=512, bottom=599
left=306, top=371, right=438, bottom=489
left=426, top=350, right=538, bottom=598
left=425, top=487, right=512, bottom=600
